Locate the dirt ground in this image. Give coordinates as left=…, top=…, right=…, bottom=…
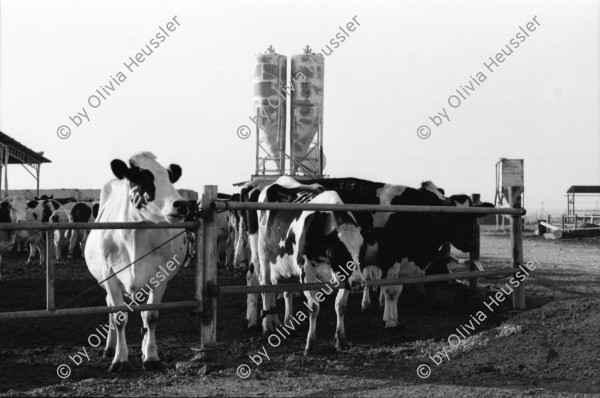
left=0, top=228, right=599, bottom=397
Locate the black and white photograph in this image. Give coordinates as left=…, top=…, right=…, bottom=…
left=0, top=0, right=599, bottom=396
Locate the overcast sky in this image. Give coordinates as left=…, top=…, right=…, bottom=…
left=1, top=0, right=599, bottom=214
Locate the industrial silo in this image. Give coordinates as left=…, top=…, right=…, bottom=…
left=253, top=47, right=287, bottom=175
left=290, top=49, right=324, bottom=176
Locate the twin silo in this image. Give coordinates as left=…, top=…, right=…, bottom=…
left=252, top=47, right=324, bottom=177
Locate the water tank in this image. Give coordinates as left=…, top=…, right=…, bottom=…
left=253, top=49, right=287, bottom=174
left=290, top=51, right=324, bottom=175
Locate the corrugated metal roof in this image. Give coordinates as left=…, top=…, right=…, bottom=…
left=0, top=131, right=51, bottom=164
left=567, top=186, right=600, bottom=194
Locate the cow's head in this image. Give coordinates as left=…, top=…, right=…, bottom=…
left=446, top=194, right=494, bottom=252
left=110, top=152, right=190, bottom=223
left=5, top=196, right=31, bottom=223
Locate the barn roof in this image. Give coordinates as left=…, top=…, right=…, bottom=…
left=0, top=131, right=51, bottom=164
left=567, top=186, right=600, bottom=194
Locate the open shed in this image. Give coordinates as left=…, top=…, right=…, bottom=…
left=567, top=185, right=600, bottom=215
left=0, top=131, right=51, bottom=197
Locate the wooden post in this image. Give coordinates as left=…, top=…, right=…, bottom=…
left=46, top=231, right=55, bottom=311
left=509, top=186, right=525, bottom=311
left=469, top=193, right=481, bottom=288
left=194, top=218, right=203, bottom=314
left=200, top=185, right=218, bottom=355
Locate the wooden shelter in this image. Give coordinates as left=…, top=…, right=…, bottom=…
left=0, top=131, right=51, bottom=197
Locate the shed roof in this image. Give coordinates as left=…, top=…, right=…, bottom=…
left=0, top=131, right=51, bottom=164
left=567, top=186, right=600, bottom=194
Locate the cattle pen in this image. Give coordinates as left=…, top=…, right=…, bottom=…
left=0, top=185, right=526, bottom=365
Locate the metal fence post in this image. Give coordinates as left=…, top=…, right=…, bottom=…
left=194, top=216, right=204, bottom=315
left=509, top=186, right=525, bottom=310
left=46, top=230, right=55, bottom=311
left=200, top=185, right=218, bottom=355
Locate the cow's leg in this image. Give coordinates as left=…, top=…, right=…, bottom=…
left=283, top=291, right=294, bottom=325
left=224, top=234, right=234, bottom=270
left=258, top=240, right=280, bottom=333
left=103, top=298, right=118, bottom=359
left=81, top=231, right=90, bottom=256
left=361, top=266, right=374, bottom=311
left=303, top=290, right=320, bottom=355
left=261, top=291, right=280, bottom=333
left=36, top=239, right=45, bottom=266
left=382, top=262, right=403, bottom=328
left=246, top=232, right=261, bottom=329
left=302, top=263, right=321, bottom=354
left=141, top=287, right=164, bottom=371
left=26, top=242, right=37, bottom=265
left=0, top=254, right=3, bottom=281
left=104, top=281, right=130, bottom=372
left=246, top=266, right=260, bottom=329
left=53, top=232, right=61, bottom=261
left=68, top=230, right=78, bottom=262
left=334, top=288, right=350, bottom=350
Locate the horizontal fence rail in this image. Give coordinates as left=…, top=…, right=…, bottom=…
left=0, top=221, right=201, bottom=231
left=0, top=301, right=199, bottom=320
left=215, top=269, right=520, bottom=295
left=213, top=201, right=526, bottom=216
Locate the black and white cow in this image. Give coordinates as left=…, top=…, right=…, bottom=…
left=49, top=202, right=79, bottom=261
left=237, top=177, right=493, bottom=329
left=224, top=193, right=242, bottom=271
left=308, top=178, right=492, bottom=328
left=68, top=201, right=99, bottom=261
left=0, top=197, right=31, bottom=278
left=84, top=152, right=190, bottom=372
left=257, top=177, right=366, bottom=353
left=7, top=196, right=48, bottom=266
left=234, top=178, right=277, bottom=327
left=26, top=198, right=80, bottom=263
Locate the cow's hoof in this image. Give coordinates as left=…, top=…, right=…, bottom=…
left=335, top=340, right=349, bottom=351
left=108, top=361, right=131, bottom=373
left=384, top=319, right=399, bottom=328
left=304, top=341, right=317, bottom=356
left=103, top=348, right=115, bottom=358
left=142, top=360, right=162, bottom=371
left=384, top=322, right=404, bottom=331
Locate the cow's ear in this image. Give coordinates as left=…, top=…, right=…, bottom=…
left=48, top=195, right=53, bottom=199
left=111, top=159, right=130, bottom=180
left=27, top=200, right=38, bottom=209
left=168, top=164, right=182, bottom=183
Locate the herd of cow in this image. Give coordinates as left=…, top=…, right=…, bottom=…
left=220, top=175, right=493, bottom=355
left=1, top=152, right=494, bottom=372
left=0, top=195, right=99, bottom=280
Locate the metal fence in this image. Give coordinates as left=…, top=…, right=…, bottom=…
left=0, top=185, right=526, bottom=356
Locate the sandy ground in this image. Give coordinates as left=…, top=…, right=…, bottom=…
left=0, top=229, right=599, bottom=397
